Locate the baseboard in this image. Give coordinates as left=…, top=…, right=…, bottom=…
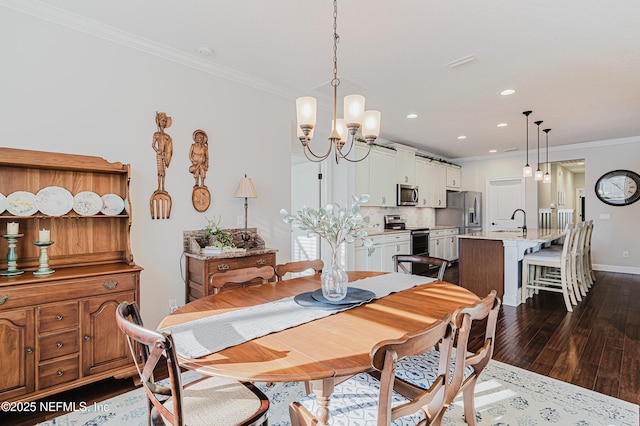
left=593, top=263, right=640, bottom=275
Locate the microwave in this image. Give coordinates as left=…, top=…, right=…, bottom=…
left=397, top=184, right=419, bottom=206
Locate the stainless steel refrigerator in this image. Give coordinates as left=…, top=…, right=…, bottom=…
left=436, top=191, right=482, bottom=235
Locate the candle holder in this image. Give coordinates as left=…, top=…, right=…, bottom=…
left=33, top=241, right=55, bottom=276
left=1, top=233, right=25, bottom=276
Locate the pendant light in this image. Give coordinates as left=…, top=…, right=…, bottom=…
left=534, top=120, right=544, bottom=181
left=295, top=0, right=380, bottom=164
left=522, top=111, right=533, bottom=177
left=543, top=128, right=551, bottom=183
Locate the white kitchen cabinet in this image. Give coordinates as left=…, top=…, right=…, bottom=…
left=369, top=147, right=397, bottom=207
left=354, top=143, right=370, bottom=197
left=395, top=146, right=416, bottom=185
left=355, top=232, right=410, bottom=272
left=446, top=165, right=461, bottom=190
left=429, top=228, right=458, bottom=261
left=432, top=163, right=447, bottom=208
left=415, top=158, right=430, bottom=208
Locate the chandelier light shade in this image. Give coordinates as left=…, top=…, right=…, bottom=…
left=534, top=120, right=544, bottom=181
left=543, top=128, right=552, bottom=183
left=522, top=111, right=533, bottom=177
left=295, top=0, right=380, bottom=163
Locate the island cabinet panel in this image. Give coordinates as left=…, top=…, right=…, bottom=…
left=458, top=238, right=504, bottom=299
left=0, top=148, right=141, bottom=403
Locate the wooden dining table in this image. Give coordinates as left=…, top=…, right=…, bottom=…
left=158, top=271, right=480, bottom=424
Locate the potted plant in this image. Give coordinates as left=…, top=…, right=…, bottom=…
left=203, top=216, right=236, bottom=249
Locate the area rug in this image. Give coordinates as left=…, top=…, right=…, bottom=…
left=38, top=360, right=638, bottom=426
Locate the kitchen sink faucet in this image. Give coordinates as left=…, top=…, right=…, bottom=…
left=511, top=209, right=527, bottom=235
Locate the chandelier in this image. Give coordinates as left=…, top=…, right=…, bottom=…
left=295, top=0, right=381, bottom=164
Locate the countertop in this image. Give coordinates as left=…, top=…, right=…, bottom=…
left=185, top=247, right=278, bottom=261
left=457, top=229, right=565, bottom=243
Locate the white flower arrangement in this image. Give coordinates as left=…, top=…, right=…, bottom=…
left=280, top=194, right=376, bottom=252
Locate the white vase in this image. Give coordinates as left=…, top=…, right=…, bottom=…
left=321, top=246, right=348, bottom=301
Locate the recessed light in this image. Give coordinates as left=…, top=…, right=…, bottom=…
left=497, top=123, right=508, bottom=128
left=195, top=44, right=213, bottom=56
left=406, top=113, right=418, bottom=119
left=500, top=89, right=515, bottom=96
left=489, top=149, right=497, bottom=153
left=457, top=135, right=467, bottom=140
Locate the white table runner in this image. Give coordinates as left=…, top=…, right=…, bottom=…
left=160, top=273, right=435, bottom=359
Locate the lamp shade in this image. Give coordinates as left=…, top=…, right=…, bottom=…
left=344, top=94, right=365, bottom=125
left=296, top=97, right=317, bottom=127
left=362, top=110, right=381, bottom=138
left=234, top=175, right=257, bottom=198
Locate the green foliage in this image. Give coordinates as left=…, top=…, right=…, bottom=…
left=280, top=194, right=376, bottom=251
left=202, top=216, right=236, bottom=248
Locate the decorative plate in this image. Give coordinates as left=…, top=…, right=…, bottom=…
left=73, top=191, right=103, bottom=216
left=7, top=191, right=38, bottom=216
left=293, top=292, right=352, bottom=310
left=36, top=186, right=74, bottom=216
left=101, top=194, right=125, bottom=215
left=0, top=193, right=6, bottom=214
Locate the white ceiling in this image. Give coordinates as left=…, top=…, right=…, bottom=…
left=7, top=0, right=640, bottom=159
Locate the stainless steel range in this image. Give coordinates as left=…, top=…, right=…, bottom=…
left=384, top=215, right=430, bottom=274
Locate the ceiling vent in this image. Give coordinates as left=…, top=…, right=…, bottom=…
left=446, top=54, right=480, bottom=69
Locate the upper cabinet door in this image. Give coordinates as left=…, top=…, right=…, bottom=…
left=446, top=165, right=461, bottom=190
left=395, top=147, right=416, bottom=185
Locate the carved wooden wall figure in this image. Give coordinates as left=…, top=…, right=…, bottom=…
left=189, top=129, right=211, bottom=212
left=150, top=111, right=173, bottom=219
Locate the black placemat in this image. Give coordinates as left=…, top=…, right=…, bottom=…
left=311, top=287, right=376, bottom=305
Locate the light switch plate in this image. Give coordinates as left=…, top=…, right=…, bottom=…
left=599, top=213, right=611, bottom=220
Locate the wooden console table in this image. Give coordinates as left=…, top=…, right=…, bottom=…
left=184, top=248, right=277, bottom=302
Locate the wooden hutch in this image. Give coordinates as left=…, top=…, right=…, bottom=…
left=0, top=148, right=142, bottom=403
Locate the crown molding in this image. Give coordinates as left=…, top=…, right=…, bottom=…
left=0, top=0, right=300, bottom=101
left=453, top=136, right=640, bottom=163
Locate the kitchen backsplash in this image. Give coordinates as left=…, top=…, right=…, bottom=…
left=361, top=206, right=435, bottom=229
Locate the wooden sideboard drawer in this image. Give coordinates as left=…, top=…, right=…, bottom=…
left=39, top=329, right=79, bottom=362
left=38, top=302, right=79, bottom=333
left=206, top=253, right=276, bottom=274
left=38, top=355, right=79, bottom=389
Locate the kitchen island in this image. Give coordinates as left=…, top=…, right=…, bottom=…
left=457, top=229, right=565, bottom=306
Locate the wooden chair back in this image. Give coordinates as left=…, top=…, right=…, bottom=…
left=447, top=290, right=501, bottom=405
left=393, top=254, right=449, bottom=281
left=274, top=259, right=324, bottom=281
left=370, top=314, right=454, bottom=425
left=115, top=301, right=185, bottom=425
left=209, top=265, right=275, bottom=294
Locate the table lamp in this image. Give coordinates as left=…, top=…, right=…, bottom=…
left=234, top=174, right=258, bottom=247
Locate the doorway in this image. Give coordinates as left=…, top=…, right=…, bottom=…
left=537, top=159, right=585, bottom=228
left=486, top=177, right=525, bottom=230
left=290, top=155, right=323, bottom=263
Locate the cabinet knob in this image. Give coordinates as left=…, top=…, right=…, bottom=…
left=103, top=280, right=118, bottom=290
left=84, top=335, right=91, bottom=341
left=0, top=295, right=8, bottom=305
left=256, top=259, right=267, bottom=266
left=57, top=370, right=64, bottom=376
left=56, top=342, right=63, bottom=348
left=26, top=347, right=33, bottom=354
left=217, top=264, right=230, bottom=271
left=453, top=179, right=456, bottom=185
left=56, top=314, right=63, bottom=321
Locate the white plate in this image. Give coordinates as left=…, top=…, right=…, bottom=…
left=101, top=194, right=125, bottom=215
left=7, top=191, right=38, bottom=216
left=36, top=186, right=74, bottom=216
left=73, top=191, right=103, bottom=216
left=0, top=193, right=6, bottom=214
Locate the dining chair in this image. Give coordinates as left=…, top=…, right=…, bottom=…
left=394, top=291, right=500, bottom=426
left=289, top=314, right=454, bottom=426
left=393, top=254, right=449, bottom=281
left=583, top=220, right=595, bottom=287
left=115, top=301, right=269, bottom=426
left=274, top=259, right=324, bottom=281
left=209, top=265, right=275, bottom=294
left=521, top=224, right=579, bottom=311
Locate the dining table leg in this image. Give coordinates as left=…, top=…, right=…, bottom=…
left=309, top=377, right=335, bottom=425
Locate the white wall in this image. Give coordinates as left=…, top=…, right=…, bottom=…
left=457, top=138, right=640, bottom=274
left=0, top=9, right=293, bottom=327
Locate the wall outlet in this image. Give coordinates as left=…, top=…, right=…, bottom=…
left=623, top=251, right=629, bottom=258
left=599, top=213, right=611, bottom=220
left=168, top=299, right=178, bottom=313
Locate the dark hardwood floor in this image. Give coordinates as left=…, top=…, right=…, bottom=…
left=3, top=267, right=639, bottom=425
